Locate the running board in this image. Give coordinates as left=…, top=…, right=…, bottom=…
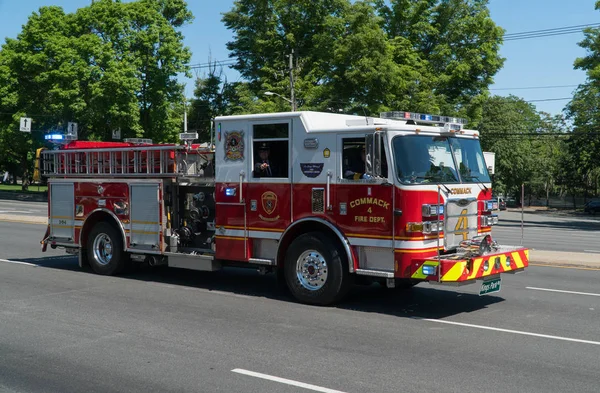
left=249, top=257, right=276, bottom=266
left=164, top=252, right=221, bottom=271
left=355, top=268, right=394, bottom=278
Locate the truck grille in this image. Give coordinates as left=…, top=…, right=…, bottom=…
left=444, top=198, right=478, bottom=250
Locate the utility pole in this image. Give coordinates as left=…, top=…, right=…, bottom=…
left=288, top=49, right=296, bottom=111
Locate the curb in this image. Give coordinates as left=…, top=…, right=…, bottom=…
left=0, top=190, right=48, bottom=202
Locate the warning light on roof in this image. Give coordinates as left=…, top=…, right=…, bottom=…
left=45, top=134, right=64, bottom=140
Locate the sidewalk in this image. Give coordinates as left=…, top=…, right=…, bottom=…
left=529, top=249, right=600, bottom=269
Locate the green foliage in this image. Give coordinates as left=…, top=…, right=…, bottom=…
left=477, top=96, right=540, bottom=197
left=0, top=0, right=193, bottom=185
left=221, top=0, right=504, bottom=118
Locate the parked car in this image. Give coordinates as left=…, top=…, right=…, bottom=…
left=584, top=200, right=600, bottom=214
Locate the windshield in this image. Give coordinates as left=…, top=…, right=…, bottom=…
left=392, top=135, right=491, bottom=185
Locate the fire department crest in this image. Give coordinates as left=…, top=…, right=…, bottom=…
left=261, top=191, right=277, bottom=215
left=224, top=131, right=244, bottom=161
left=259, top=191, right=280, bottom=222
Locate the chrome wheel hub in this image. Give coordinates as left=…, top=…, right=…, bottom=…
left=92, top=233, right=113, bottom=266
left=296, top=250, right=328, bottom=291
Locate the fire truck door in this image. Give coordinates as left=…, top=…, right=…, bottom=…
left=129, top=183, right=161, bottom=250
left=215, top=172, right=249, bottom=261
left=337, top=135, right=395, bottom=271
left=49, top=182, right=75, bottom=242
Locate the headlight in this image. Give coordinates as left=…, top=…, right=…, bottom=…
left=480, top=214, right=499, bottom=227
left=406, top=221, right=443, bottom=234
left=422, top=204, right=444, bottom=217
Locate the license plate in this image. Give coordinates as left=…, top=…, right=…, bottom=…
left=479, top=277, right=501, bottom=296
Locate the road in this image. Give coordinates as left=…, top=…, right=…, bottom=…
left=492, top=209, right=600, bottom=254
left=3, top=200, right=600, bottom=255
left=0, top=200, right=46, bottom=218
left=1, top=221, right=599, bottom=393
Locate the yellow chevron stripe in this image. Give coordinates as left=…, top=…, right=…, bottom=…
left=512, top=251, right=525, bottom=268
left=442, top=261, right=466, bottom=281
left=468, top=258, right=483, bottom=280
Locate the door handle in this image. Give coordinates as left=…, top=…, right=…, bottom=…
left=394, top=209, right=403, bottom=217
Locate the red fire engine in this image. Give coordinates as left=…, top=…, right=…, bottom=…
left=41, top=111, right=528, bottom=305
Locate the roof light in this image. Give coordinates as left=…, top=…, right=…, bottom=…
left=380, top=111, right=468, bottom=125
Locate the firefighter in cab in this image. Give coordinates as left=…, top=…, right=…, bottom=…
left=254, top=142, right=277, bottom=177
left=344, top=145, right=371, bottom=180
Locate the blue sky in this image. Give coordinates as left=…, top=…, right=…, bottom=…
left=0, top=0, right=597, bottom=116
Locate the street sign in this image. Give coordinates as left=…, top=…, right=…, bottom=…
left=19, top=117, right=32, bottom=132
left=479, top=277, right=501, bottom=296
left=112, top=128, right=121, bottom=140
left=67, top=122, right=78, bottom=138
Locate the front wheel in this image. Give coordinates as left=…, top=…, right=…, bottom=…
left=284, top=232, right=352, bottom=305
left=86, top=222, right=126, bottom=275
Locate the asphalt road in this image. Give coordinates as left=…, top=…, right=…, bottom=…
left=1, top=221, right=599, bottom=393
left=0, top=200, right=47, bottom=218
left=490, top=209, right=600, bottom=254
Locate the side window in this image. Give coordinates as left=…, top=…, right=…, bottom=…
left=342, top=138, right=365, bottom=180
left=343, top=135, right=388, bottom=181
left=252, top=123, right=289, bottom=178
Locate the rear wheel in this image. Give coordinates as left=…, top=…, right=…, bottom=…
left=284, top=232, right=352, bottom=305
left=86, top=222, right=126, bottom=275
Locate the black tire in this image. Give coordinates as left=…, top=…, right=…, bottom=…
left=86, top=222, right=126, bottom=275
left=284, top=232, right=352, bottom=305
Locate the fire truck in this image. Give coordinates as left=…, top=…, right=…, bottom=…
left=40, top=110, right=528, bottom=305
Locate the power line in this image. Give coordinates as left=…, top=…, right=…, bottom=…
left=504, top=23, right=600, bottom=38
left=503, top=23, right=600, bottom=41
left=526, top=97, right=572, bottom=102
left=491, top=85, right=578, bottom=91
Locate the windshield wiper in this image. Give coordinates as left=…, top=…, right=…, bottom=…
left=408, top=175, right=451, bottom=193
left=462, top=175, right=489, bottom=192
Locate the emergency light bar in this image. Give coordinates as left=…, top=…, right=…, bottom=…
left=380, top=111, right=468, bottom=125
left=44, top=134, right=77, bottom=141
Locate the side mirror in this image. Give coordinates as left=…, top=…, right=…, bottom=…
left=365, top=134, right=374, bottom=176
left=365, top=132, right=383, bottom=178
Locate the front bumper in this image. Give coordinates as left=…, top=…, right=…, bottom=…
left=411, top=246, right=529, bottom=283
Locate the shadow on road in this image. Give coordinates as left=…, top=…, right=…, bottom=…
left=11, top=255, right=504, bottom=319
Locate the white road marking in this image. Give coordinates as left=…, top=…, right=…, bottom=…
left=526, top=286, right=600, bottom=297
left=0, top=258, right=37, bottom=267
left=583, top=249, right=600, bottom=253
left=231, top=369, right=347, bottom=393
left=421, top=318, right=600, bottom=346
left=0, top=210, right=33, bottom=214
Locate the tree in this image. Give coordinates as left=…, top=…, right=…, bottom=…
left=221, top=0, right=504, bottom=119
left=374, top=0, right=505, bottom=120
left=477, top=96, right=540, bottom=199
left=0, top=1, right=193, bottom=187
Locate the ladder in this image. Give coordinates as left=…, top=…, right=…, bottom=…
left=41, top=145, right=215, bottom=179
